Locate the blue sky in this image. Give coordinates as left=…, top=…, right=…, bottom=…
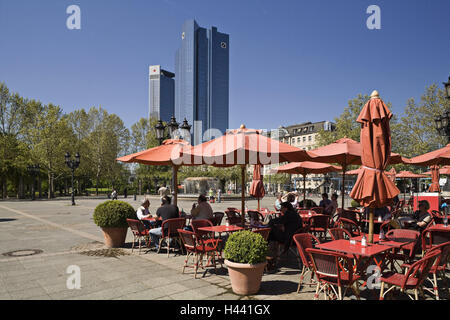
left=1, top=0, right=449, bottom=131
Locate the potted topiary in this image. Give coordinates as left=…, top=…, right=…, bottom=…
left=350, top=200, right=361, bottom=208
left=224, top=230, right=268, bottom=295
left=93, top=200, right=137, bottom=248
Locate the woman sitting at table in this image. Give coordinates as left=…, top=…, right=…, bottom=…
left=190, top=194, right=214, bottom=221
left=268, top=201, right=303, bottom=253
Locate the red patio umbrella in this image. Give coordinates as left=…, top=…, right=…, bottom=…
left=424, top=165, right=450, bottom=175
left=116, top=139, right=192, bottom=206
left=309, top=137, right=405, bottom=209
left=249, top=165, right=265, bottom=211
left=428, top=165, right=441, bottom=192
left=349, top=90, right=400, bottom=243
left=180, top=125, right=314, bottom=224
left=405, top=144, right=450, bottom=166
left=394, top=170, right=427, bottom=202
left=271, top=161, right=342, bottom=204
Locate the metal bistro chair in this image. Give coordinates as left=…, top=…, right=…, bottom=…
left=293, top=233, right=321, bottom=293
left=309, top=215, right=330, bottom=242
left=225, top=210, right=242, bottom=225
left=126, top=219, right=150, bottom=254
left=306, top=247, right=361, bottom=300
left=177, top=229, right=222, bottom=279
left=158, top=218, right=186, bottom=257
left=379, top=249, right=441, bottom=300
left=211, top=212, right=224, bottom=226
left=248, top=210, right=265, bottom=224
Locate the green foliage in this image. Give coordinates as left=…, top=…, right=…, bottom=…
left=224, top=230, right=268, bottom=265
left=93, top=200, right=137, bottom=228
left=350, top=200, right=360, bottom=208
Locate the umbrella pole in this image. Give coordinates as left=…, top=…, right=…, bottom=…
left=342, top=165, right=346, bottom=209
left=241, top=165, right=246, bottom=226
left=303, top=174, right=306, bottom=205
left=173, top=165, right=179, bottom=207
left=368, top=207, right=374, bottom=244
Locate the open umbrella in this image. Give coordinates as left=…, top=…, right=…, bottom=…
left=271, top=161, right=342, bottom=204
left=180, top=125, right=314, bottom=224
left=309, top=137, right=405, bottom=209
left=394, top=170, right=427, bottom=202
left=249, top=165, right=265, bottom=211
left=116, top=139, right=192, bottom=206
left=405, top=144, right=450, bottom=166
left=349, top=90, right=400, bottom=243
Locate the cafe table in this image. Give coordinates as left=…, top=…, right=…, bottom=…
left=197, top=225, right=244, bottom=238
left=315, top=239, right=394, bottom=282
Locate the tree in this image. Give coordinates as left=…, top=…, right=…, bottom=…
left=391, top=84, right=449, bottom=159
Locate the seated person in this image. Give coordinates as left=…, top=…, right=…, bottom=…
left=136, top=198, right=154, bottom=229
left=274, top=193, right=282, bottom=211
left=319, top=193, right=332, bottom=209
left=324, top=193, right=338, bottom=215
left=283, top=192, right=299, bottom=209
left=149, top=195, right=180, bottom=249
left=191, top=194, right=214, bottom=221
left=411, top=200, right=432, bottom=232
left=268, top=202, right=303, bottom=253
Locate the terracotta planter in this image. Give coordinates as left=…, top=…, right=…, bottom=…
left=225, top=259, right=266, bottom=295
left=101, top=227, right=128, bottom=248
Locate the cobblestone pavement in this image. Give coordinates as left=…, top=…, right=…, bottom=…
left=0, top=196, right=446, bottom=300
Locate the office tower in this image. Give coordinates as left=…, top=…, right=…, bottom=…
left=149, top=65, right=175, bottom=123
left=175, top=19, right=229, bottom=142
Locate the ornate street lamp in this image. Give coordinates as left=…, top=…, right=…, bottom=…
left=167, top=116, right=179, bottom=139
left=27, top=164, right=40, bottom=200
left=155, top=120, right=166, bottom=145
left=434, top=77, right=450, bottom=143
left=65, top=152, right=80, bottom=206
left=180, top=118, right=192, bottom=142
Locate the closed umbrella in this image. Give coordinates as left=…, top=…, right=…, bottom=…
left=309, top=137, right=405, bottom=209
left=428, top=165, right=440, bottom=192
left=349, top=90, right=400, bottom=243
left=272, top=161, right=342, bottom=204
left=250, top=165, right=265, bottom=211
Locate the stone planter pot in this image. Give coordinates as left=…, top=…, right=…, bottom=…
left=101, top=227, right=128, bottom=248
left=224, top=259, right=267, bottom=295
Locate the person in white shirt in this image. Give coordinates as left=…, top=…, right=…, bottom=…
left=136, top=198, right=153, bottom=229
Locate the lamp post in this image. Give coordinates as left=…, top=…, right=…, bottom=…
left=434, top=77, right=450, bottom=143
left=155, top=120, right=166, bottom=145
left=65, top=152, right=80, bottom=206
left=27, top=164, right=40, bottom=200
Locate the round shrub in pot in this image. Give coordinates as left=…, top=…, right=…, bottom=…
left=224, top=230, right=268, bottom=295
left=93, top=200, right=137, bottom=248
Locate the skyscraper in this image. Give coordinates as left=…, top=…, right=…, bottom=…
left=149, top=65, right=175, bottom=123
left=175, top=19, right=229, bottom=143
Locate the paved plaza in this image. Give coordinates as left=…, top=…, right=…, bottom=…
left=0, top=196, right=445, bottom=301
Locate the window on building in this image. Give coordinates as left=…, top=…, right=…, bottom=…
left=303, top=136, right=306, bottom=142
left=310, top=126, right=314, bottom=132
left=297, top=137, right=301, bottom=143
left=308, top=135, right=312, bottom=141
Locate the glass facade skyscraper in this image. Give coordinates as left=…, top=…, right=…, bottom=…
left=175, top=20, right=229, bottom=142
left=149, top=65, right=175, bottom=123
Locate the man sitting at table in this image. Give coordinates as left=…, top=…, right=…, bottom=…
left=148, top=195, right=179, bottom=250
left=136, top=197, right=154, bottom=229
left=191, top=194, right=214, bottom=221
left=319, top=193, right=331, bottom=209
left=268, top=202, right=303, bottom=254
left=324, top=193, right=338, bottom=215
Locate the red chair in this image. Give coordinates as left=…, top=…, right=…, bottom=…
left=309, top=215, right=330, bottom=242
left=225, top=210, right=242, bottom=225
left=252, top=228, right=271, bottom=241
left=379, top=249, right=441, bottom=300
left=336, top=217, right=361, bottom=237
left=248, top=210, right=264, bottom=224
left=126, top=219, right=150, bottom=254
left=191, top=219, right=223, bottom=250
left=417, top=241, right=450, bottom=300
left=306, top=248, right=361, bottom=300
left=211, top=212, right=224, bottom=226
left=293, top=233, right=321, bottom=293
left=177, top=229, right=222, bottom=278
left=385, top=229, right=421, bottom=267
left=158, top=218, right=186, bottom=257
left=310, top=207, right=324, bottom=214
left=421, top=227, right=450, bottom=255
left=328, top=228, right=352, bottom=241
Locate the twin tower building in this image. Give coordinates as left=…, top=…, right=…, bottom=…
left=149, top=20, right=229, bottom=143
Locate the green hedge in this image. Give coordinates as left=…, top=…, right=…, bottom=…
left=350, top=200, right=360, bottom=208
left=224, top=230, right=268, bottom=265
left=93, top=200, right=137, bottom=228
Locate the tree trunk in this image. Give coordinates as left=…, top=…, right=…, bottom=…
left=38, top=175, right=42, bottom=198
left=48, top=173, right=52, bottom=199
